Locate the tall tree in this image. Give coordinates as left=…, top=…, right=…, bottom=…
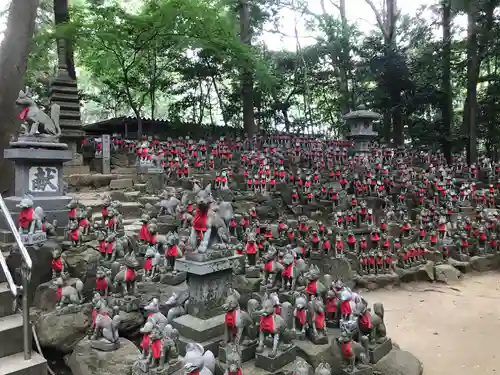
left=441, top=0, right=453, bottom=163
left=239, top=0, right=255, bottom=135
left=0, top=0, right=40, bottom=194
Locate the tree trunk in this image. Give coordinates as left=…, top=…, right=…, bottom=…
left=239, top=0, right=255, bottom=135
left=53, top=0, right=76, bottom=80
left=338, top=0, right=351, bottom=114
left=465, top=2, right=478, bottom=165
left=441, top=0, right=453, bottom=164
left=0, top=0, right=39, bottom=195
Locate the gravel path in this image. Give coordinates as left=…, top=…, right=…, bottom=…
left=365, top=272, right=500, bottom=375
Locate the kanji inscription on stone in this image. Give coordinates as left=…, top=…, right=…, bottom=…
left=28, top=166, right=58, bottom=192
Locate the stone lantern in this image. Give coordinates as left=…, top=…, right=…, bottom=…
left=343, top=107, right=381, bottom=154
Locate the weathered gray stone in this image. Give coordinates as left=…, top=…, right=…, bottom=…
left=435, top=264, right=462, bottom=284
left=66, top=337, right=140, bottom=375
left=109, top=178, right=134, bottom=190
left=373, top=349, right=424, bottom=375
left=34, top=303, right=91, bottom=353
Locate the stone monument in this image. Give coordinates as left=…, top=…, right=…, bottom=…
left=172, top=185, right=243, bottom=355
left=0, top=89, right=73, bottom=243
left=343, top=107, right=381, bottom=154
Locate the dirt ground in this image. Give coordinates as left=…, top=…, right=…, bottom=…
left=365, top=272, right=500, bottom=375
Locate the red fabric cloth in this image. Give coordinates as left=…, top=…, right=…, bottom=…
left=260, top=315, right=274, bottom=332
left=107, top=217, right=115, bottom=229
left=225, top=310, right=237, bottom=334
left=95, top=277, right=107, bottom=291
left=341, top=342, right=352, bottom=358
left=246, top=242, right=257, bottom=254
left=19, top=107, right=29, bottom=120
left=359, top=311, right=371, bottom=329
left=56, top=287, right=62, bottom=301
left=282, top=264, right=294, bottom=278
left=18, top=207, right=34, bottom=229
left=125, top=268, right=136, bottom=281
left=151, top=339, right=162, bottom=359
left=306, top=280, right=317, bottom=295
left=326, top=299, right=337, bottom=313
left=264, top=260, right=273, bottom=272
left=341, top=299, right=352, bottom=315
left=98, top=240, right=106, bottom=253
left=192, top=208, right=208, bottom=232
left=69, top=229, right=79, bottom=241
left=315, top=311, right=325, bottom=329
left=167, top=245, right=178, bottom=257
left=69, top=207, right=77, bottom=220
left=296, top=309, right=307, bottom=325
left=140, top=334, right=150, bottom=350
left=144, top=258, right=153, bottom=271
left=106, top=243, right=113, bottom=254
left=52, top=258, right=63, bottom=271
left=102, top=207, right=108, bottom=218
left=139, top=224, right=150, bottom=241
left=228, top=370, right=242, bottom=375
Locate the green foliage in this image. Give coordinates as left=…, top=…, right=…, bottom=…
left=19, top=0, right=500, bottom=153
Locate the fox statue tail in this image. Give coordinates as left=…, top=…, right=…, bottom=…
left=50, top=103, right=62, bottom=136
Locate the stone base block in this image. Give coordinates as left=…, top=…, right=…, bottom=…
left=369, top=338, right=392, bottom=363
left=172, top=314, right=225, bottom=343
left=90, top=339, right=120, bottom=351
left=255, top=345, right=296, bottom=373
left=339, top=366, right=373, bottom=375
left=245, top=268, right=260, bottom=278
left=184, top=248, right=234, bottom=262
left=308, top=332, right=329, bottom=345
left=278, top=291, right=295, bottom=304
left=160, top=271, right=186, bottom=285
left=218, top=342, right=257, bottom=363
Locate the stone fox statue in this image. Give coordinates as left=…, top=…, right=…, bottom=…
left=16, top=89, right=61, bottom=136
left=222, top=289, right=257, bottom=347
left=188, top=184, right=230, bottom=253
left=17, top=194, right=43, bottom=234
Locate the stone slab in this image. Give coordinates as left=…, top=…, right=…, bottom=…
left=175, top=255, right=244, bottom=275
left=255, top=345, right=296, bottom=373
left=5, top=148, right=73, bottom=161
left=184, top=248, right=234, bottom=262
left=369, top=338, right=392, bottom=363
left=132, top=359, right=182, bottom=375
left=172, top=313, right=225, bottom=342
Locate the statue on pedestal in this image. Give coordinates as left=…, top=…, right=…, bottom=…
left=16, top=88, right=61, bottom=137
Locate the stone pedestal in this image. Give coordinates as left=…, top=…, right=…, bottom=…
left=254, top=345, right=297, bottom=373
left=0, top=140, right=73, bottom=243
left=369, top=338, right=392, bottom=363
left=172, top=252, right=244, bottom=355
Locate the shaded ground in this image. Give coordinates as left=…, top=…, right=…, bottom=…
left=366, top=272, right=500, bottom=375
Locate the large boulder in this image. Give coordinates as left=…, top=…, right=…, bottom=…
left=34, top=303, right=91, bottom=353
left=373, top=349, right=423, bottom=375
left=435, top=264, right=462, bottom=284
left=66, top=337, right=140, bottom=375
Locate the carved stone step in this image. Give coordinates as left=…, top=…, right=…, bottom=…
left=0, top=283, right=14, bottom=318
left=0, top=351, right=47, bottom=375
left=0, top=314, right=24, bottom=358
